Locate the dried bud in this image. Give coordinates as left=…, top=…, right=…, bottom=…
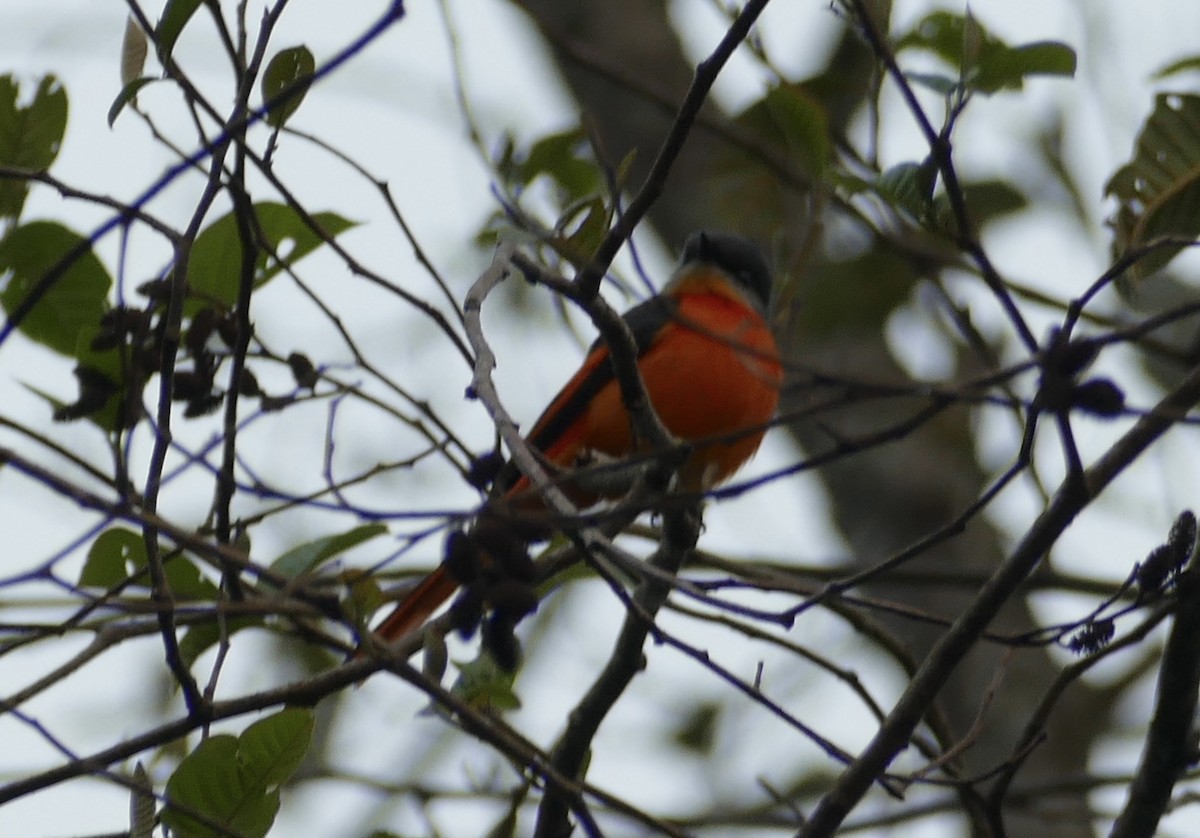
left=1137, top=544, right=1175, bottom=594
left=1073, top=378, right=1124, bottom=418
left=237, top=368, right=261, bottom=397
left=136, top=277, right=172, bottom=301
left=287, top=352, right=318, bottom=389
left=92, top=306, right=150, bottom=351
left=466, top=451, right=505, bottom=490
left=1169, top=510, right=1197, bottom=568
left=1067, top=618, right=1114, bottom=654
left=53, top=366, right=118, bottom=422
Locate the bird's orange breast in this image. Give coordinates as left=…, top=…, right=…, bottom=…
left=527, top=282, right=781, bottom=497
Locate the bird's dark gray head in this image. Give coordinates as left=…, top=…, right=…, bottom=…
left=679, top=231, right=773, bottom=311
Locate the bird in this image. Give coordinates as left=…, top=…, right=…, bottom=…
left=368, top=231, right=782, bottom=650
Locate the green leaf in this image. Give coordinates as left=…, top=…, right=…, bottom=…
left=164, top=737, right=247, bottom=837
left=514, top=128, right=601, bottom=201
left=80, top=527, right=147, bottom=587
left=762, top=82, right=829, bottom=175
left=448, top=651, right=521, bottom=713
left=961, top=179, right=1028, bottom=222
left=108, top=77, right=157, bottom=128
left=79, top=526, right=219, bottom=600
left=932, top=178, right=1028, bottom=232
left=0, top=74, right=68, bottom=219
left=0, top=221, right=111, bottom=357
left=261, top=45, right=315, bottom=129
left=734, top=83, right=830, bottom=177
left=1155, top=56, right=1200, bottom=81
left=342, top=568, right=384, bottom=628
left=556, top=194, right=611, bottom=262
left=178, top=617, right=257, bottom=670
left=268, top=523, right=388, bottom=580
left=1106, top=93, right=1200, bottom=280
left=185, top=202, right=355, bottom=316
left=973, top=41, right=1076, bottom=94
left=239, top=707, right=314, bottom=788
left=829, top=170, right=873, bottom=197
left=799, top=245, right=921, bottom=338
left=874, top=160, right=937, bottom=222
left=671, top=701, right=721, bottom=754
left=897, top=11, right=1075, bottom=95
left=897, top=11, right=973, bottom=66
left=162, top=554, right=220, bottom=600
left=904, top=72, right=960, bottom=96
left=157, top=0, right=203, bottom=65
left=162, top=709, right=314, bottom=838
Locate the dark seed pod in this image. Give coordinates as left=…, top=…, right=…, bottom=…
left=172, top=370, right=207, bottom=402
left=504, top=511, right=554, bottom=544
left=466, top=451, right=505, bottom=490
left=1050, top=337, right=1100, bottom=378
left=187, top=307, right=219, bottom=356
left=1169, top=510, right=1197, bottom=567
left=90, top=330, right=122, bottom=352
left=215, top=311, right=241, bottom=348
left=490, top=543, right=536, bottom=584
left=1073, top=378, right=1125, bottom=418
left=136, top=277, right=172, bottom=301
left=133, top=344, right=161, bottom=377
left=1067, top=618, right=1114, bottom=654
left=237, top=368, right=262, bottom=397
left=259, top=394, right=292, bottom=413
left=184, top=392, right=224, bottom=418
left=482, top=612, right=521, bottom=672
left=486, top=580, right=539, bottom=621
left=448, top=586, right=484, bottom=639
left=92, top=307, right=138, bottom=351
left=287, top=352, right=319, bottom=389
left=472, top=517, right=535, bottom=583
left=443, top=530, right=481, bottom=585
left=1137, top=544, right=1174, bottom=594
left=53, top=366, right=118, bottom=422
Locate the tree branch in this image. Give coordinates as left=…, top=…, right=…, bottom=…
left=1111, top=557, right=1200, bottom=837
left=801, top=360, right=1200, bottom=836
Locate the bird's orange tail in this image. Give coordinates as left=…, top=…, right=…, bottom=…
left=370, top=566, right=461, bottom=643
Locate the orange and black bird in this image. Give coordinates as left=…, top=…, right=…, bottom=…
left=369, top=231, right=782, bottom=647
